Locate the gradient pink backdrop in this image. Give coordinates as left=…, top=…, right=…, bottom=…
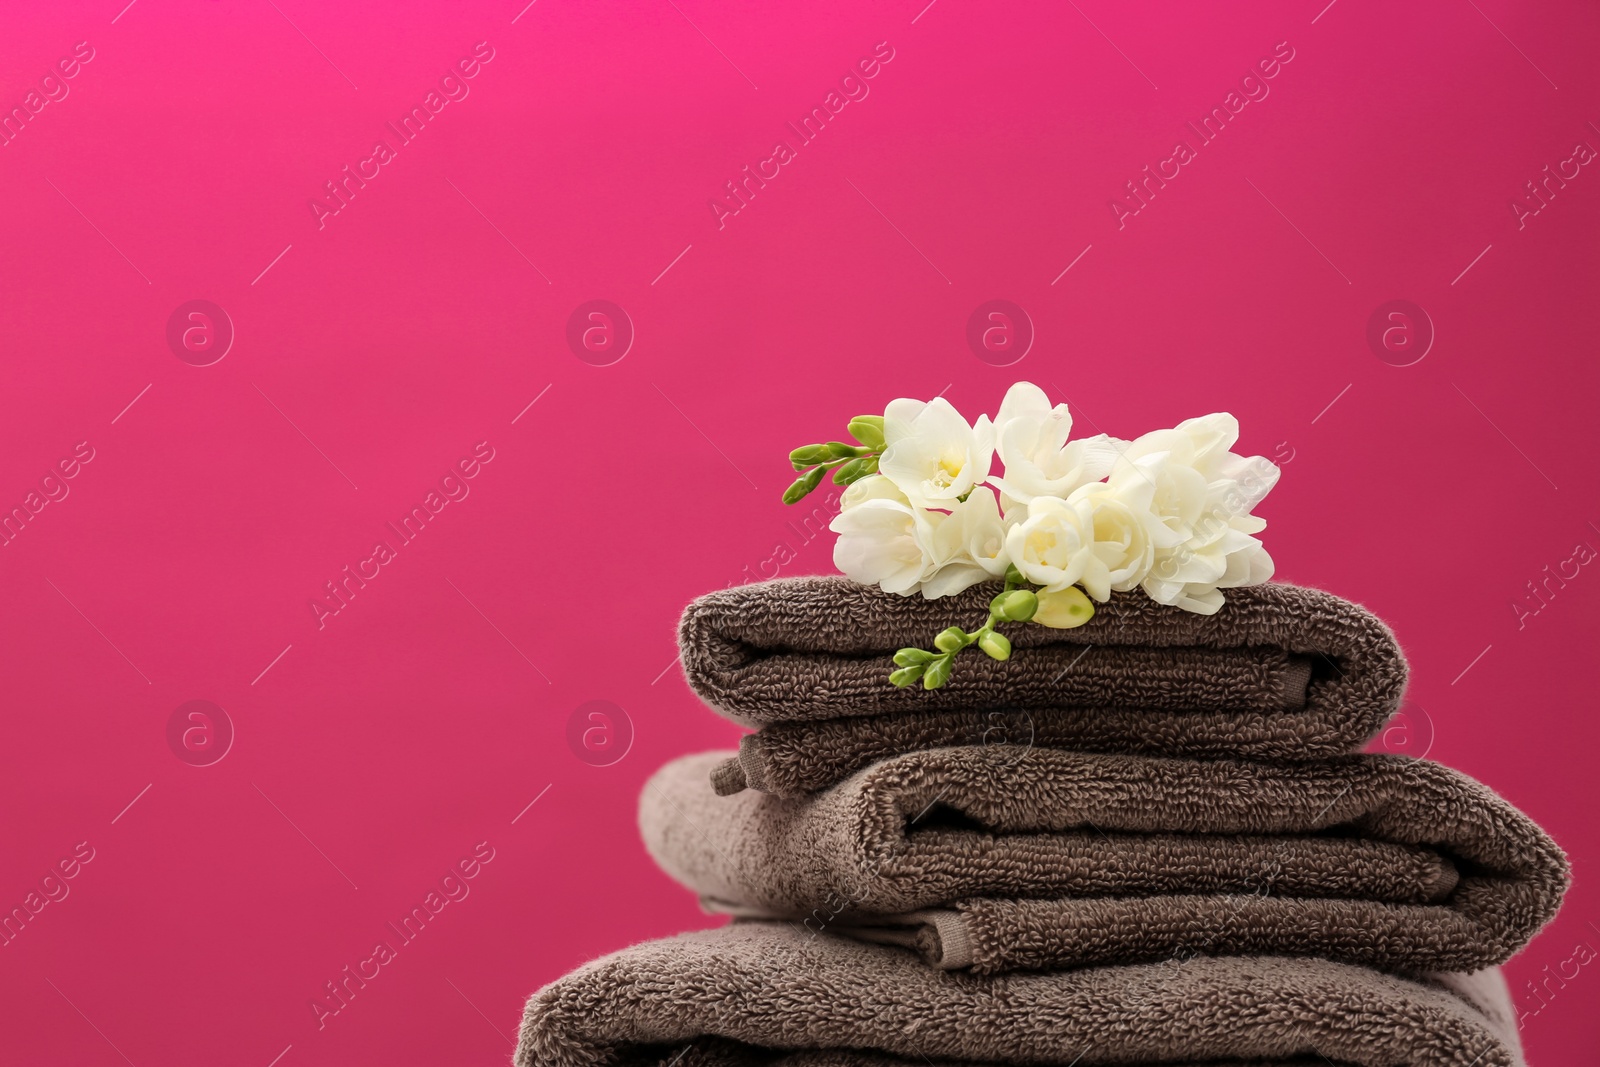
left=1, top=0, right=1596, bottom=1063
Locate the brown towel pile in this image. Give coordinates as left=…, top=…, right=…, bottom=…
left=679, top=578, right=1408, bottom=797
left=517, top=578, right=1569, bottom=1067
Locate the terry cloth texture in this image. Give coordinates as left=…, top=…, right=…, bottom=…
left=641, top=749, right=1568, bottom=977
left=677, top=578, right=1407, bottom=793
left=515, top=922, right=1526, bottom=1067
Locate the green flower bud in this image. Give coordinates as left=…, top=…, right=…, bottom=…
left=1004, top=564, right=1025, bottom=586
left=977, top=631, right=1012, bottom=660
left=994, top=590, right=1038, bottom=622
left=889, top=664, right=925, bottom=687
left=858, top=455, right=880, bottom=476
left=788, top=444, right=829, bottom=466
left=933, top=627, right=969, bottom=653
left=893, top=648, right=935, bottom=667
left=832, top=458, right=865, bottom=484
left=825, top=441, right=860, bottom=459
left=847, top=415, right=886, bottom=450
left=782, top=464, right=826, bottom=504
left=922, top=656, right=953, bottom=689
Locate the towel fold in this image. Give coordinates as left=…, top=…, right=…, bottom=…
left=641, top=749, right=1567, bottom=976
left=714, top=697, right=1347, bottom=799
left=678, top=579, right=1407, bottom=791
left=515, top=922, right=1526, bottom=1067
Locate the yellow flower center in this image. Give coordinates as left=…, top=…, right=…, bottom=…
left=932, top=452, right=964, bottom=487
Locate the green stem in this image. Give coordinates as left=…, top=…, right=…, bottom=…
left=967, top=572, right=1023, bottom=645
left=892, top=575, right=1031, bottom=689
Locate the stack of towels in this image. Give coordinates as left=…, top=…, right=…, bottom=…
left=517, top=578, right=1569, bottom=1067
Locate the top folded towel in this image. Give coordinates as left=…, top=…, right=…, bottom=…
left=679, top=577, right=1406, bottom=752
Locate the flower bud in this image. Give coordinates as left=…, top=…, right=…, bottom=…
left=832, top=458, right=865, bottom=484
left=893, top=648, right=935, bottom=667
left=922, top=656, right=953, bottom=689
left=993, top=590, right=1038, bottom=622
left=1033, top=585, right=1095, bottom=628
left=788, top=444, right=829, bottom=466
left=847, top=415, right=886, bottom=450
left=889, top=664, right=925, bottom=687
left=782, top=465, right=826, bottom=504
left=977, top=631, right=1012, bottom=660
left=933, top=627, right=969, bottom=653
left=825, top=441, right=860, bottom=459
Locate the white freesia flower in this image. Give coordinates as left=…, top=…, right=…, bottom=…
left=1115, top=413, right=1253, bottom=481
left=829, top=493, right=938, bottom=596
left=839, top=473, right=909, bottom=510
left=1110, top=413, right=1279, bottom=613
left=988, top=382, right=1123, bottom=505
left=880, top=396, right=995, bottom=508
left=962, top=490, right=1014, bottom=579
left=1063, top=477, right=1164, bottom=602
left=920, top=488, right=1011, bottom=599
left=1004, top=495, right=1098, bottom=593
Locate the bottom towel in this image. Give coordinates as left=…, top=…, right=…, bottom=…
left=516, top=923, right=1524, bottom=1067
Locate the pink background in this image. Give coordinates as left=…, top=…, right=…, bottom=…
left=1, top=0, right=1597, bottom=1063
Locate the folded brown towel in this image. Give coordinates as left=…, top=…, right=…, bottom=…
left=717, top=698, right=1330, bottom=799
left=515, top=922, right=1526, bottom=1067
left=641, top=749, right=1567, bottom=976
left=678, top=579, right=1406, bottom=793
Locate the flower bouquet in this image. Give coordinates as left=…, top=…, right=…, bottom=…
left=783, top=382, right=1280, bottom=688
